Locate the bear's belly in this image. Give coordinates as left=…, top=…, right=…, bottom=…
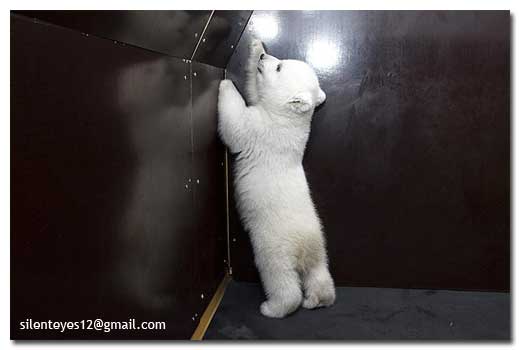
left=233, top=161, right=321, bottom=236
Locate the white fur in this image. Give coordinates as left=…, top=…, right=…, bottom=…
left=218, top=39, right=335, bottom=318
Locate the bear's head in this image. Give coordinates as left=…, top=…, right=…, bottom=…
left=256, top=53, right=326, bottom=116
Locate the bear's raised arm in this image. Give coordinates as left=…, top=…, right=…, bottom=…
left=218, top=79, right=252, bottom=153
left=245, top=38, right=266, bottom=105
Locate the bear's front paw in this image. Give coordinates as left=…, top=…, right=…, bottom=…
left=219, top=79, right=233, bottom=92
left=250, top=38, right=265, bottom=55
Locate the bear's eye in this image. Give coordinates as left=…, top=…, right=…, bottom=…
left=276, top=63, right=282, bottom=72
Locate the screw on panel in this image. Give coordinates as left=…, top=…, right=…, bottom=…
left=231, top=45, right=234, bottom=49
left=201, top=293, right=204, bottom=299
left=202, top=38, right=206, bottom=43
left=184, top=75, right=187, bottom=80
left=193, top=72, right=197, bottom=77
left=196, top=179, right=200, bottom=184
left=185, top=184, right=189, bottom=189
left=188, top=178, right=192, bottom=182
left=195, top=32, right=198, bottom=38
left=232, top=238, right=236, bottom=242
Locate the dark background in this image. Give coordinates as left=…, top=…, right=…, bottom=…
left=11, top=10, right=510, bottom=340
left=226, top=11, right=510, bottom=292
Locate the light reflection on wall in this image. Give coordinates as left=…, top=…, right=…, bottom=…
left=115, top=58, right=190, bottom=310
left=249, top=13, right=279, bottom=41
left=305, top=38, right=341, bottom=72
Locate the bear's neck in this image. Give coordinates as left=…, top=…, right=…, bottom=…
left=258, top=104, right=314, bottom=128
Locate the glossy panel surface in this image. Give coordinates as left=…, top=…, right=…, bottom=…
left=190, top=61, right=227, bottom=302
left=11, top=14, right=219, bottom=339
left=194, top=10, right=252, bottom=68
left=14, top=10, right=211, bottom=58
left=226, top=11, right=510, bottom=291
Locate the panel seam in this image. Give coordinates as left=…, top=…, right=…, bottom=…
left=223, top=69, right=232, bottom=275
left=12, top=13, right=193, bottom=62
left=190, top=10, right=215, bottom=61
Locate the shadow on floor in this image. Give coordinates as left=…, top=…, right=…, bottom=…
left=204, top=280, right=510, bottom=340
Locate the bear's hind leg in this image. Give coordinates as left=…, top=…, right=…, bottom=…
left=302, top=261, right=336, bottom=309
left=256, top=252, right=302, bottom=318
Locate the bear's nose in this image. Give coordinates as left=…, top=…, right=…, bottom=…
left=260, top=54, right=265, bottom=60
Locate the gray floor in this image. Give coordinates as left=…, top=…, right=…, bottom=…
left=204, top=281, right=510, bottom=340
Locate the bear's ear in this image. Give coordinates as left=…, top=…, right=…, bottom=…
left=317, top=88, right=326, bottom=106
left=287, top=92, right=314, bottom=114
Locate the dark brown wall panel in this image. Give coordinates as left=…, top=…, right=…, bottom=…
left=11, top=13, right=223, bottom=339
left=226, top=11, right=510, bottom=291
left=190, top=61, right=227, bottom=304
left=13, top=10, right=211, bottom=58
left=193, top=10, right=252, bottom=68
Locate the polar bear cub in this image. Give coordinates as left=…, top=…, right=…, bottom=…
left=218, top=39, right=335, bottom=318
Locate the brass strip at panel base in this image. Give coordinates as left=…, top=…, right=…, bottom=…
left=191, top=274, right=231, bottom=340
